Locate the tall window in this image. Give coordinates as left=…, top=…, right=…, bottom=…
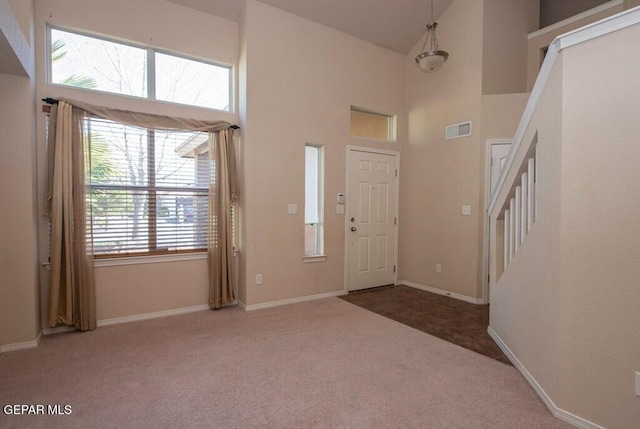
left=86, top=117, right=210, bottom=256
left=305, top=145, right=323, bottom=256
left=49, top=27, right=232, bottom=111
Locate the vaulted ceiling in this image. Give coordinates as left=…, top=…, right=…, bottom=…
left=165, top=0, right=454, bottom=54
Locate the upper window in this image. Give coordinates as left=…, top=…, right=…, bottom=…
left=49, top=27, right=231, bottom=111
left=350, top=107, right=395, bottom=141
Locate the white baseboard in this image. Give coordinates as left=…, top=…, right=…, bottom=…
left=43, top=326, right=75, bottom=336
left=0, top=330, right=42, bottom=354
left=400, top=280, right=483, bottom=304
left=487, top=326, right=605, bottom=429
left=43, top=305, right=213, bottom=334
left=242, top=290, right=347, bottom=311
left=97, top=304, right=210, bottom=327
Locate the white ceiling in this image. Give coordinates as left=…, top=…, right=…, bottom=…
left=165, top=0, right=454, bottom=54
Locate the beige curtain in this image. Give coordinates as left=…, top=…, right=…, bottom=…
left=208, top=129, right=239, bottom=309
left=45, top=97, right=238, bottom=314
left=44, top=101, right=96, bottom=330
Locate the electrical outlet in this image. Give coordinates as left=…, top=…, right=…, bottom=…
left=462, top=205, right=471, bottom=216
left=436, top=264, right=442, bottom=274
left=288, top=204, right=297, bottom=215
left=256, top=274, right=263, bottom=285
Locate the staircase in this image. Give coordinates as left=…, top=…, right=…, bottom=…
left=486, top=7, right=640, bottom=429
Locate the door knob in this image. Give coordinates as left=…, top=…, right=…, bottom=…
left=350, top=217, right=355, bottom=222
left=351, top=226, right=357, bottom=232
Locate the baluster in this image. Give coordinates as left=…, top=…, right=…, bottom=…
left=515, top=187, right=521, bottom=253
left=521, top=172, right=528, bottom=244
left=504, top=209, right=510, bottom=270
left=509, top=198, right=515, bottom=261
left=534, top=146, right=539, bottom=222
left=528, top=157, right=535, bottom=231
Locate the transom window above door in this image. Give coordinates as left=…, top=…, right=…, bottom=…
left=350, top=107, right=396, bottom=142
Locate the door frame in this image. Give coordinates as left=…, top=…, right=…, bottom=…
left=482, top=139, right=512, bottom=304
left=344, top=146, right=400, bottom=293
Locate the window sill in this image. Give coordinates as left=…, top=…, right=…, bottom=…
left=303, top=255, right=327, bottom=263
left=94, top=252, right=207, bottom=267
left=42, top=250, right=239, bottom=270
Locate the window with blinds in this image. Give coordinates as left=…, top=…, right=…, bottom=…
left=85, top=117, right=211, bottom=256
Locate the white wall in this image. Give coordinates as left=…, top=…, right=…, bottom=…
left=0, top=0, right=34, bottom=76
left=558, top=23, right=640, bottom=428
left=237, top=0, right=248, bottom=306
left=0, top=74, right=40, bottom=348
left=6, top=0, right=32, bottom=45
left=241, top=0, right=406, bottom=306
left=34, top=0, right=239, bottom=322
left=482, top=0, right=539, bottom=95
left=401, top=0, right=485, bottom=299
left=0, top=0, right=39, bottom=349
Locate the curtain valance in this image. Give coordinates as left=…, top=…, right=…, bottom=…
left=56, top=97, right=233, bottom=133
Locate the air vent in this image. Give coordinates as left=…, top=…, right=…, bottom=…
left=445, top=121, right=472, bottom=140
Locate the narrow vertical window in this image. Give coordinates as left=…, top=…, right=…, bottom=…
left=305, top=144, right=323, bottom=257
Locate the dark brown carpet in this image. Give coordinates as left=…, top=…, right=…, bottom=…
left=340, top=285, right=512, bottom=365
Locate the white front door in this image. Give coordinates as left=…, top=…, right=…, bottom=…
left=347, top=148, right=398, bottom=291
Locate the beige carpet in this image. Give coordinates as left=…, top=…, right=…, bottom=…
left=0, top=298, right=570, bottom=428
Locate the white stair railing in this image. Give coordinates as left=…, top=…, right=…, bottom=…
left=489, top=5, right=640, bottom=277
left=501, top=150, right=536, bottom=271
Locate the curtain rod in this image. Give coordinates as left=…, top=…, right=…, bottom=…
left=41, top=98, right=240, bottom=129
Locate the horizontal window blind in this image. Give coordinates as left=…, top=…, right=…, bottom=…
left=85, top=117, right=211, bottom=256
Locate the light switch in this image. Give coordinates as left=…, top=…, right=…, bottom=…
left=462, top=205, right=471, bottom=216
left=288, top=204, right=297, bottom=215
left=336, top=205, right=345, bottom=214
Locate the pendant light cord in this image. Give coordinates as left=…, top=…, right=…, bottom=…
left=419, top=0, right=437, bottom=53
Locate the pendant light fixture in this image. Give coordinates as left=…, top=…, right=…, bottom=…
left=415, top=0, right=449, bottom=73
